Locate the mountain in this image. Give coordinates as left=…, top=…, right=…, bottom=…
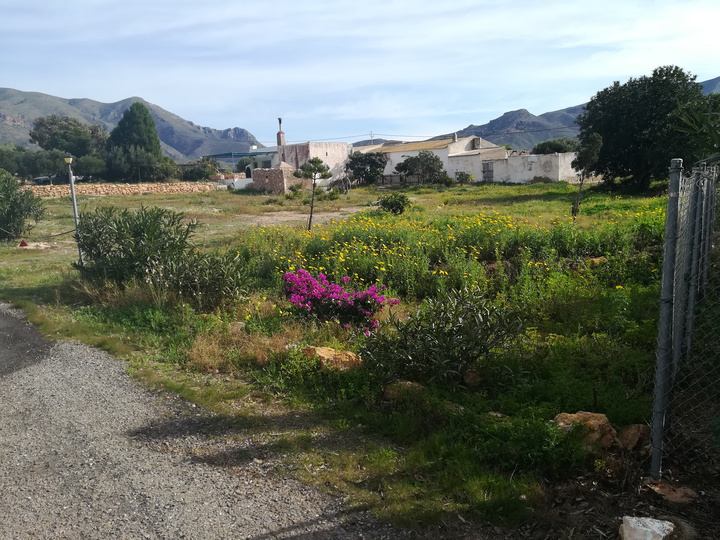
left=438, top=107, right=583, bottom=150
left=0, top=88, right=262, bottom=161
left=441, top=76, right=719, bottom=151
left=701, top=75, right=720, bottom=95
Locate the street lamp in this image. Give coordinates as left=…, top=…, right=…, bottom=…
left=64, top=156, right=83, bottom=266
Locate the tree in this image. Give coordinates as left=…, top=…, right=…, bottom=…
left=531, top=137, right=579, bottom=155
left=107, top=102, right=162, bottom=158
left=675, top=93, right=720, bottom=161
left=575, top=65, right=714, bottom=189
left=30, top=114, right=106, bottom=157
left=395, top=150, right=446, bottom=184
left=294, top=157, right=332, bottom=230
left=571, top=133, right=603, bottom=218
left=0, top=169, right=45, bottom=241
left=106, top=103, right=164, bottom=182
left=345, top=152, right=388, bottom=184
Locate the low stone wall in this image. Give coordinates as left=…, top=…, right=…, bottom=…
left=28, top=182, right=219, bottom=197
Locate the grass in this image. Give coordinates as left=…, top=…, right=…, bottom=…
left=0, top=180, right=668, bottom=531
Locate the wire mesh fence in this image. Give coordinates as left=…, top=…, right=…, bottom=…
left=651, top=157, right=720, bottom=479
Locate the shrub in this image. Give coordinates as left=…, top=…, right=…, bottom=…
left=76, top=206, right=197, bottom=284
left=378, top=192, right=411, bottom=215
left=283, top=268, right=399, bottom=331
left=76, top=205, right=248, bottom=311
left=361, top=287, right=524, bottom=386
left=0, top=169, right=45, bottom=241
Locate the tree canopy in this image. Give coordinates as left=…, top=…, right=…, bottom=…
left=575, top=65, right=716, bottom=189
left=107, top=102, right=162, bottom=158
left=30, top=114, right=107, bottom=157
left=531, top=137, right=579, bottom=155
left=345, top=152, right=388, bottom=184
left=106, top=103, right=164, bottom=181
left=395, top=150, right=446, bottom=184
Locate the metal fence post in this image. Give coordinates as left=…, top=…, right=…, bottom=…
left=651, top=158, right=683, bottom=480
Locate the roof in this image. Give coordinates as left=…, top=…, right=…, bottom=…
left=370, top=138, right=457, bottom=154
left=204, top=149, right=277, bottom=159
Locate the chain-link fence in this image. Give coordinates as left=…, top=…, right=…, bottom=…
left=651, top=157, right=720, bottom=480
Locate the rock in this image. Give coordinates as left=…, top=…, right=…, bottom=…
left=462, top=368, right=482, bottom=387
left=619, top=516, right=675, bottom=540
left=302, top=346, right=362, bottom=371
left=553, top=411, right=619, bottom=451
left=618, top=424, right=651, bottom=451
left=382, top=381, right=424, bottom=401
left=588, top=256, right=608, bottom=267
left=228, top=321, right=246, bottom=335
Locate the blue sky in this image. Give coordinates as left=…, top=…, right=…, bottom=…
left=2, top=0, right=718, bottom=146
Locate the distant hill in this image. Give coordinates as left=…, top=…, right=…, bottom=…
left=440, top=76, right=718, bottom=150
left=437, top=107, right=583, bottom=150
left=0, top=88, right=262, bottom=161
left=701, top=75, right=720, bottom=95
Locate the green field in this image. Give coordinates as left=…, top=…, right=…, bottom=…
left=0, top=181, right=667, bottom=529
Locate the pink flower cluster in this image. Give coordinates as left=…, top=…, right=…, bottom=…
left=283, top=269, right=399, bottom=332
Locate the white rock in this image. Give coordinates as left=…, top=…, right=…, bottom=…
left=619, top=516, right=675, bottom=540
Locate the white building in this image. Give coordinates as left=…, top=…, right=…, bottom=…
left=354, top=135, right=579, bottom=184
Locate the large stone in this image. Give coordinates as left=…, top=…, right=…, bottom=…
left=619, top=516, right=674, bottom=540
left=302, top=346, right=362, bottom=371
left=382, top=381, right=424, bottom=401
left=553, top=411, right=618, bottom=451
left=618, top=424, right=651, bottom=452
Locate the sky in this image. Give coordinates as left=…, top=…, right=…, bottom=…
left=2, top=0, right=719, bottom=146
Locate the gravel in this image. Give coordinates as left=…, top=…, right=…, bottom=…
left=0, top=302, right=413, bottom=539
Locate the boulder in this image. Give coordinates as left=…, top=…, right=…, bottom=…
left=553, top=411, right=618, bottom=451
left=619, top=516, right=674, bottom=540
left=302, top=346, right=362, bottom=371
left=618, top=424, right=651, bottom=452
left=382, top=381, right=424, bottom=401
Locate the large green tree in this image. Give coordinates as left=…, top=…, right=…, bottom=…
left=30, top=114, right=107, bottom=157
left=531, top=137, right=579, bottom=155
left=395, top=150, right=446, bottom=184
left=345, top=152, right=388, bottom=184
left=107, top=103, right=162, bottom=157
left=106, top=103, right=164, bottom=181
left=575, top=65, right=715, bottom=189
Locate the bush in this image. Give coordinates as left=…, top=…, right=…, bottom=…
left=76, top=206, right=197, bottom=284
left=76, top=205, right=248, bottom=311
left=361, top=287, right=524, bottom=386
left=378, top=192, right=411, bottom=215
left=0, top=169, right=45, bottom=241
left=283, top=268, right=399, bottom=331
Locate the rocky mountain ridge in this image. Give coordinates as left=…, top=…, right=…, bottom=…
left=0, top=88, right=261, bottom=162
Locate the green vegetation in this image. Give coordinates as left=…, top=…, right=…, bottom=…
left=345, top=151, right=388, bottom=184
left=0, top=181, right=670, bottom=529
left=531, top=137, right=579, bottom=155
left=576, top=65, right=720, bottom=189
left=0, top=169, right=45, bottom=241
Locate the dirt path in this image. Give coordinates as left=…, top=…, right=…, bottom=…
left=0, top=302, right=409, bottom=539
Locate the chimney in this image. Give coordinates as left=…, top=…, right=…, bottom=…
left=277, top=117, right=286, bottom=146
left=452, top=132, right=458, bottom=142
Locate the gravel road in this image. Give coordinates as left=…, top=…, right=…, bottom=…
left=0, top=302, right=411, bottom=539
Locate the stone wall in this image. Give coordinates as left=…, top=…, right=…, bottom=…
left=249, top=168, right=311, bottom=195
left=28, top=182, right=219, bottom=197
